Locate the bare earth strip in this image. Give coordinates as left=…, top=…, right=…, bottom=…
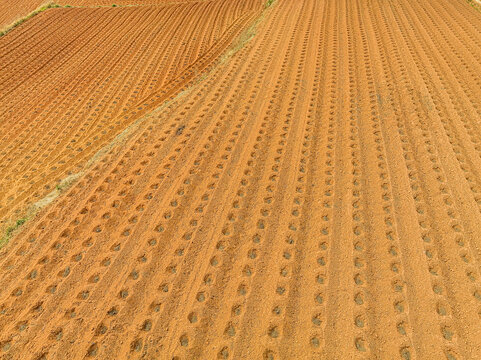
left=1, top=0, right=481, bottom=358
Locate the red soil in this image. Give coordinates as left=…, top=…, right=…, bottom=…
left=57, top=0, right=205, bottom=6
left=0, top=0, right=47, bottom=30
left=1, top=0, right=481, bottom=358
left=0, top=0, right=262, bottom=233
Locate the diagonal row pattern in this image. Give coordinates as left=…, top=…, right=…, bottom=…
left=1, top=0, right=481, bottom=358
left=0, top=0, right=262, bottom=233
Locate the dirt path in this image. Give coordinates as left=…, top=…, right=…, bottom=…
left=1, top=0, right=481, bottom=358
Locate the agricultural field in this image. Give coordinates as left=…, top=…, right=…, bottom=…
left=56, top=0, right=205, bottom=6
left=1, top=0, right=481, bottom=358
left=0, top=0, right=261, bottom=235
left=0, top=0, right=47, bottom=30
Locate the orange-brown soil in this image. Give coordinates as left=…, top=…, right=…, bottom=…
left=0, top=1, right=262, bottom=233
left=0, top=0, right=47, bottom=30
left=56, top=0, right=204, bottom=6
left=1, top=0, right=481, bottom=359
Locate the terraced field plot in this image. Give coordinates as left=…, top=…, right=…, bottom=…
left=1, top=0, right=481, bottom=358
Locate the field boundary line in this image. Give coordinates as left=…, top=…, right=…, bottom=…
left=0, top=0, right=274, bottom=248
left=0, top=1, right=61, bottom=37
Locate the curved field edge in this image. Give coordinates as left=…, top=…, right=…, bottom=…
left=0, top=2, right=62, bottom=37
left=0, top=1, right=273, bottom=249
left=0, top=2, right=257, bottom=237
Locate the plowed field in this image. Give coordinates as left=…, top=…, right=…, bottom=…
left=56, top=0, right=204, bottom=6
left=1, top=0, right=481, bottom=359
left=0, top=0, right=262, bottom=233
left=0, top=0, right=46, bottom=30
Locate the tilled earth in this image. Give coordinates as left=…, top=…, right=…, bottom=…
left=1, top=0, right=481, bottom=359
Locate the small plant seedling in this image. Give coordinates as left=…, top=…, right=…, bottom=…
left=1, top=217, right=28, bottom=247
left=176, top=125, right=185, bottom=135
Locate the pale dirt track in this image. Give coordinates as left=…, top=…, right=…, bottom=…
left=1, top=0, right=481, bottom=359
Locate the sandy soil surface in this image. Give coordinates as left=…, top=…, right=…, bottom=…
left=0, top=0, right=47, bottom=30
left=0, top=1, right=261, bottom=233
left=0, top=0, right=205, bottom=30
left=56, top=0, right=206, bottom=6
left=1, top=0, right=481, bottom=358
